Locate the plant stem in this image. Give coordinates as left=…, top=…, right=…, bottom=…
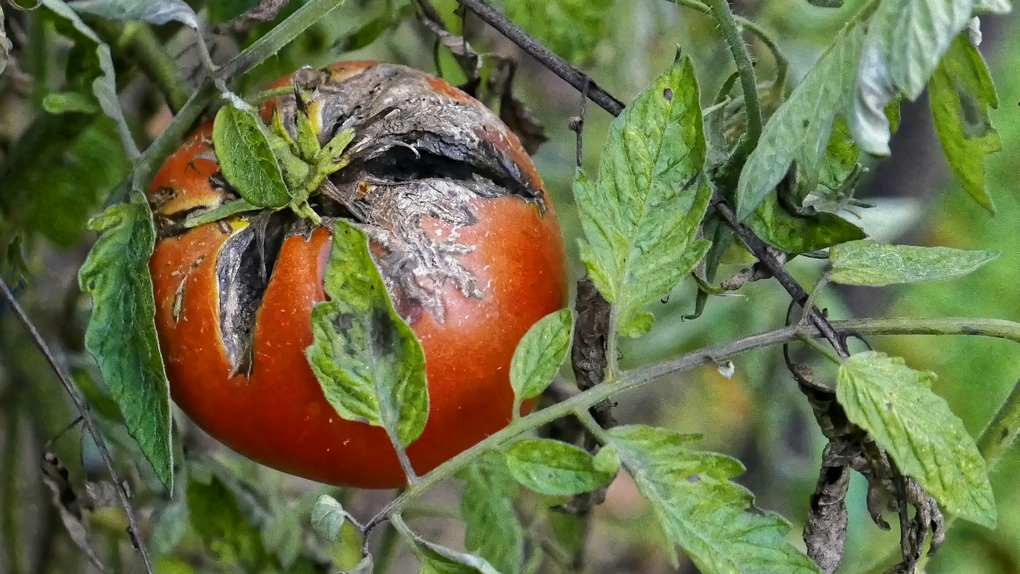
left=120, top=23, right=190, bottom=112
left=794, top=333, right=843, bottom=366
left=668, top=0, right=789, bottom=81
left=575, top=408, right=611, bottom=445
left=703, top=0, right=762, bottom=153
left=454, top=0, right=625, bottom=116
left=977, top=377, right=1020, bottom=470
left=364, top=316, right=1020, bottom=529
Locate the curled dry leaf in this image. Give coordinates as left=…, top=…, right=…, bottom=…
left=146, top=61, right=567, bottom=488
left=41, top=452, right=105, bottom=572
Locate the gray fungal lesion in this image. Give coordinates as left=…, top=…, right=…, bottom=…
left=276, top=63, right=544, bottom=323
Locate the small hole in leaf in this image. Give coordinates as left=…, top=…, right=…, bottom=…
left=662, top=88, right=673, bottom=102
left=686, top=474, right=700, bottom=483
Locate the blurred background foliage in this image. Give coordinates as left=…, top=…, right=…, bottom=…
left=0, top=0, right=1018, bottom=573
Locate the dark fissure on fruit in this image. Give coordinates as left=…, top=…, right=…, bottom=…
left=215, top=216, right=284, bottom=375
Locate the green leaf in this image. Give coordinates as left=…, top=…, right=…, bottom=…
left=746, top=191, right=865, bottom=254
left=68, top=0, right=200, bottom=29
left=187, top=475, right=267, bottom=570
left=42, top=0, right=139, bottom=159
left=42, top=92, right=100, bottom=115
left=573, top=57, right=712, bottom=338
left=310, top=495, right=354, bottom=545
left=212, top=104, right=291, bottom=208
left=849, top=0, right=976, bottom=156
left=509, top=309, right=573, bottom=409
left=501, top=0, right=612, bottom=64
left=78, top=199, right=172, bottom=490
left=305, top=220, right=429, bottom=447
left=505, top=439, right=614, bottom=496
left=973, top=0, right=1011, bottom=13
left=736, top=20, right=865, bottom=219
left=458, top=451, right=524, bottom=574
left=929, top=33, right=1001, bottom=214
left=829, top=240, right=998, bottom=286
left=184, top=198, right=261, bottom=228
left=837, top=352, right=996, bottom=527
left=605, top=425, right=821, bottom=573
left=417, top=540, right=502, bottom=574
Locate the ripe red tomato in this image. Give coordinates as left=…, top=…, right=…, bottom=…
left=147, top=61, right=567, bottom=488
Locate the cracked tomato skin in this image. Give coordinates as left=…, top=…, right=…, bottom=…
left=148, top=62, right=567, bottom=488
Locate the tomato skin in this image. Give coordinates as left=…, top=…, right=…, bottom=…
left=148, top=62, right=567, bottom=488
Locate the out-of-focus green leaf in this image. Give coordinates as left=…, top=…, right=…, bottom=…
left=27, top=119, right=129, bottom=247
left=509, top=309, right=573, bottom=412
left=829, top=240, right=998, bottom=286
left=187, top=475, right=268, bottom=570
left=213, top=104, right=291, bottom=208
left=573, top=57, right=711, bottom=338
left=929, top=33, right=1001, bottom=213
left=849, top=0, right=976, bottom=156
left=605, top=425, right=820, bottom=573
left=736, top=21, right=865, bottom=219
left=78, top=198, right=172, bottom=490
left=505, top=439, right=615, bottom=496
left=808, top=0, right=844, bottom=6
left=305, top=220, right=428, bottom=447
left=837, top=352, right=996, bottom=527
left=41, top=0, right=139, bottom=158
left=207, top=0, right=258, bottom=24
left=501, top=0, right=612, bottom=64
left=458, top=451, right=524, bottom=574
left=972, top=0, right=1011, bottom=12
left=42, top=92, right=99, bottom=114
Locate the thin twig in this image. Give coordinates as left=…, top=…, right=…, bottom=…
left=453, top=0, right=624, bottom=116
left=0, top=283, right=154, bottom=574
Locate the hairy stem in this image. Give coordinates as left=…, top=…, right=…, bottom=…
left=364, top=316, right=1020, bottom=529
left=703, top=0, right=762, bottom=154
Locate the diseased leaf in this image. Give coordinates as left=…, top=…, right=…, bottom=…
left=573, top=57, right=711, bottom=338
left=502, top=0, right=612, bottom=64
left=417, top=539, right=503, bottom=574
left=929, top=33, right=1001, bottom=213
left=42, top=0, right=139, bottom=159
left=78, top=198, right=173, bottom=490
left=505, top=439, right=615, bottom=496
left=510, top=309, right=573, bottom=410
left=187, top=475, right=267, bottom=570
left=69, top=0, right=200, bottom=29
left=747, top=191, right=865, bottom=254
left=305, top=220, right=429, bottom=447
left=736, top=21, right=865, bottom=219
left=849, top=0, right=976, bottom=155
left=837, top=352, right=996, bottom=527
left=213, top=104, right=291, bottom=208
left=458, top=451, right=524, bottom=574
left=606, top=425, right=821, bottom=573
left=829, top=240, right=998, bottom=286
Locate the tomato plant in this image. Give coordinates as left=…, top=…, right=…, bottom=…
left=3, top=2, right=1020, bottom=574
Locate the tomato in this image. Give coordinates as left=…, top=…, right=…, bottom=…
left=147, top=61, right=568, bottom=488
